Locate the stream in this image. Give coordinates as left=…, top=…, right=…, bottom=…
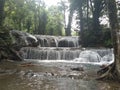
left=0, top=59, right=120, bottom=90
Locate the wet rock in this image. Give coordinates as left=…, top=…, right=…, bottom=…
left=19, top=70, right=35, bottom=78
left=50, top=39, right=57, bottom=47
left=24, top=70, right=34, bottom=77
left=0, top=69, right=17, bottom=75
left=68, top=41, right=75, bottom=47
left=58, top=37, right=78, bottom=47
left=58, top=39, right=69, bottom=47
left=35, top=35, right=57, bottom=47
left=71, top=67, right=84, bottom=71
left=36, top=37, right=49, bottom=47
left=0, top=69, right=6, bottom=74
left=79, top=50, right=101, bottom=62
left=10, top=30, right=38, bottom=47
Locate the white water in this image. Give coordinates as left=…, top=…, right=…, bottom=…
left=20, top=35, right=114, bottom=66
left=24, top=48, right=114, bottom=66
left=35, top=35, right=79, bottom=47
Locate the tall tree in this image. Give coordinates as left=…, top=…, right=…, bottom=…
left=85, top=0, right=105, bottom=46
left=68, top=0, right=84, bottom=37
left=66, top=8, right=74, bottom=36
left=0, top=0, right=5, bottom=26
left=58, top=0, right=68, bottom=29
left=98, top=0, right=120, bottom=80
left=78, top=0, right=84, bottom=45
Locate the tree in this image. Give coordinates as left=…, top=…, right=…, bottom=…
left=98, top=0, right=120, bottom=80
left=5, top=0, right=35, bottom=31
left=66, top=8, right=73, bottom=36
left=0, top=0, right=23, bottom=61
left=0, top=0, right=5, bottom=26
left=46, top=6, right=64, bottom=36
left=34, top=2, right=48, bottom=34
left=58, top=0, right=68, bottom=31
left=91, top=0, right=104, bottom=44
left=68, top=0, right=84, bottom=37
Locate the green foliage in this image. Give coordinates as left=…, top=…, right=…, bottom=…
left=0, top=0, right=5, bottom=26
left=46, top=6, right=64, bottom=36
left=3, top=0, right=64, bottom=36
left=80, top=27, right=112, bottom=47
left=0, top=26, right=13, bottom=46
left=4, top=0, right=35, bottom=32
left=68, top=0, right=114, bottom=47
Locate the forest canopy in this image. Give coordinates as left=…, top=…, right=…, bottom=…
left=1, top=0, right=120, bottom=47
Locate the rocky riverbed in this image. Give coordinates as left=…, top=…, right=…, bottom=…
left=0, top=60, right=120, bottom=90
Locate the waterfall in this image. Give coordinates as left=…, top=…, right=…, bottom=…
left=16, top=34, right=113, bottom=64
left=10, top=30, right=113, bottom=65
left=74, top=49, right=114, bottom=63
left=21, top=47, right=81, bottom=60
left=21, top=47, right=113, bottom=64
left=35, top=35, right=79, bottom=47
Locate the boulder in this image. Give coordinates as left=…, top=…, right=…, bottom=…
left=10, top=30, right=39, bottom=47
left=35, top=35, right=57, bottom=47
left=58, top=39, right=74, bottom=47
left=79, top=50, right=101, bottom=62
left=58, top=39, right=68, bottom=47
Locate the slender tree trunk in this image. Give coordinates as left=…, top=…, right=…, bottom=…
left=86, top=0, right=89, bottom=30
left=92, top=0, right=102, bottom=44
left=66, top=9, right=74, bottom=36
left=63, top=8, right=67, bottom=28
left=0, top=0, right=5, bottom=26
left=78, top=2, right=84, bottom=45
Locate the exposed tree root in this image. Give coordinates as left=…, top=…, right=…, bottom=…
left=0, top=46, right=23, bottom=61
left=96, top=63, right=117, bottom=80
left=9, top=47, right=23, bottom=61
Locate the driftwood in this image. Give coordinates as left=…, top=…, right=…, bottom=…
left=20, top=62, right=35, bottom=67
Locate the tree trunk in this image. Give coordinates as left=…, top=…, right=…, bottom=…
left=0, top=0, right=5, bottom=26
left=92, top=0, right=103, bottom=44
left=66, top=9, right=73, bottom=36
left=108, top=0, right=120, bottom=80
left=97, top=0, right=120, bottom=81
left=78, top=3, right=84, bottom=45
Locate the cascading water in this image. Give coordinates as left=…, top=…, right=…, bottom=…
left=21, top=47, right=81, bottom=60
left=73, top=49, right=114, bottom=65
left=20, top=35, right=114, bottom=65
left=35, top=35, right=79, bottom=47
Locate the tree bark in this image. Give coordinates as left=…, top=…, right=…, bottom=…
left=0, top=0, right=5, bottom=26
left=92, top=0, right=103, bottom=44
left=78, top=3, right=84, bottom=45
left=66, top=9, right=73, bottom=36
left=97, top=0, right=120, bottom=81
left=108, top=0, right=120, bottom=80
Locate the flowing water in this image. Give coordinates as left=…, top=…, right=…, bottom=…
left=0, top=35, right=120, bottom=90
left=0, top=60, right=120, bottom=90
